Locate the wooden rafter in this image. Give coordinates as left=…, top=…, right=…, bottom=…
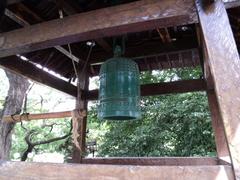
left=0, top=57, right=77, bottom=97
left=157, top=28, right=172, bottom=43
left=0, top=0, right=197, bottom=58
left=4, top=6, right=84, bottom=64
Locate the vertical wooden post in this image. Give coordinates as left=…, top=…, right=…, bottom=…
left=202, top=34, right=230, bottom=162
left=72, top=69, right=89, bottom=163
left=196, top=0, right=240, bottom=179
left=207, top=89, right=230, bottom=161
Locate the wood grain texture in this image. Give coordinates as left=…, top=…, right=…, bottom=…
left=207, top=90, right=230, bottom=160
left=0, top=161, right=234, bottom=180
left=0, top=0, right=197, bottom=58
left=3, top=110, right=87, bottom=123
left=196, top=0, right=240, bottom=179
left=71, top=71, right=89, bottom=163
left=82, top=157, right=227, bottom=166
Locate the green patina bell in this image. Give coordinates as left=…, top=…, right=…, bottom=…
left=98, top=46, right=141, bottom=120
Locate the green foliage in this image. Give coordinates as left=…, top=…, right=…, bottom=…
left=91, top=67, right=216, bottom=157
left=96, top=92, right=215, bottom=157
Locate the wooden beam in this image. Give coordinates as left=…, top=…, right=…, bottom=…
left=157, top=28, right=172, bottom=43
left=196, top=0, right=240, bottom=179
left=0, top=161, right=234, bottom=179
left=0, top=0, right=197, bottom=58
left=203, top=32, right=230, bottom=161
left=82, top=157, right=228, bottom=166
left=0, top=57, right=77, bottom=97
left=6, top=0, right=22, bottom=5
left=224, top=0, right=240, bottom=9
left=85, top=79, right=206, bottom=101
left=207, top=90, right=231, bottom=162
left=2, top=110, right=86, bottom=123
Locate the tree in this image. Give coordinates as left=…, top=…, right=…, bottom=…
left=0, top=71, right=30, bottom=160
left=20, top=121, right=72, bottom=161
left=10, top=83, right=74, bottom=161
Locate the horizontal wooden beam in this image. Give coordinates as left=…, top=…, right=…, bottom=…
left=0, top=161, right=234, bottom=179
left=85, top=79, right=206, bottom=101
left=3, top=109, right=87, bottom=123
left=3, top=111, right=72, bottom=122
left=224, top=0, right=240, bottom=9
left=82, top=157, right=229, bottom=166
left=6, top=0, right=22, bottom=5
left=0, top=57, right=77, bottom=97
left=0, top=0, right=197, bottom=58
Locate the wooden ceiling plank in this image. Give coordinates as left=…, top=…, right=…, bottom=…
left=90, top=48, right=200, bottom=76
left=0, top=0, right=198, bottom=58
left=89, top=40, right=198, bottom=64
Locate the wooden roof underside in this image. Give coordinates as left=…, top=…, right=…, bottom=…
left=0, top=0, right=239, bottom=97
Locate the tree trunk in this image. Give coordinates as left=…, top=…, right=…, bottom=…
left=0, top=70, right=30, bottom=160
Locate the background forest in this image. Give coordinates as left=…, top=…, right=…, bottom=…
left=0, top=67, right=216, bottom=162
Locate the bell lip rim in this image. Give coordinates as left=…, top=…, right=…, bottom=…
left=98, top=115, right=142, bottom=121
